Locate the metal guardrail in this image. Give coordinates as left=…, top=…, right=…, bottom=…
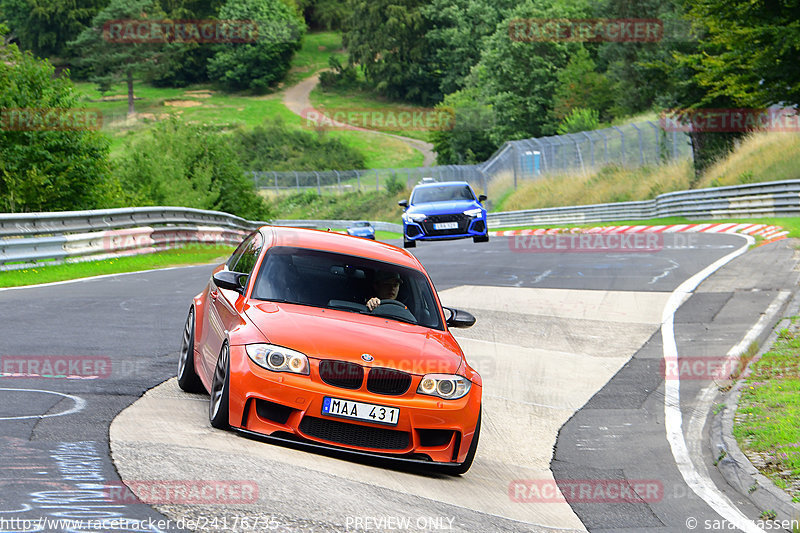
left=0, top=207, right=268, bottom=271
left=1, top=179, right=797, bottom=270
left=485, top=179, right=800, bottom=227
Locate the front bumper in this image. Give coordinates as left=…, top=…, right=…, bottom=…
left=404, top=217, right=487, bottom=242
left=227, top=346, right=482, bottom=465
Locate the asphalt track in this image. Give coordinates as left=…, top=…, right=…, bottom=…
left=0, top=233, right=797, bottom=532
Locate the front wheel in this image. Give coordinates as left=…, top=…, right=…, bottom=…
left=473, top=235, right=489, bottom=243
left=449, top=408, right=481, bottom=475
left=209, top=343, right=231, bottom=429
left=177, top=309, right=204, bottom=392
left=403, top=237, right=416, bottom=248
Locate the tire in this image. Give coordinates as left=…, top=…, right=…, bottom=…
left=403, top=237, right=416, bottom=248
left=449, top=408, right=481, bottom=475
left=473, top=235, right=489, bottom=243
left=209, top=342, right=231, bottom=429
left=177, top=309, right=204, bottom=393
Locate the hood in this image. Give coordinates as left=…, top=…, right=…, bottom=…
left=407, top=200, right=482, bottom=216
left=244, top=302, right=463, bottom=376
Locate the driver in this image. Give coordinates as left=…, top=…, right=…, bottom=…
left=366, top=271, right=403, bottom=311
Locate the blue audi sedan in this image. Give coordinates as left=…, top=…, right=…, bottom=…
left=398, top=180, right=489, bottom=248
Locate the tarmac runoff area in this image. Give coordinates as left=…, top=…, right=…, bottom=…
left=109, top=286, right=673, bottom=532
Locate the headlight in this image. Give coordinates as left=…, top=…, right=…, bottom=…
left=417, top=374, right=471, bottom=399
left=246, top=344, right=309, bottom=375
left=463, top=208, right=483, bottom=218
left=404, top=213, right=427, bottom=223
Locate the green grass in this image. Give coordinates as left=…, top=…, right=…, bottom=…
left=0, top=245, right=234, bottom=288
left=309, top=85, right=434, bottom=143
left=733, top=319, right=800, bottom=501
left=285, top=31, right=348, bottom=86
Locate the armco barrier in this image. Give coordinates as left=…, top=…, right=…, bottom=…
left=0, top=207, right=266, bottom=271
left=1, top=179, right=797, bottom=270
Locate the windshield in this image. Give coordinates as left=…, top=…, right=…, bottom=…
left=251, top=247, right=444, bottom=330
left=352, top=222, right=371, bottom=227
left=411, top=185, right=476, bottom=204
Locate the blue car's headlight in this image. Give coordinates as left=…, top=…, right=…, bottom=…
left=463, top=208, right=483, bottom=218
left=404, top=213, right=427, bottom=223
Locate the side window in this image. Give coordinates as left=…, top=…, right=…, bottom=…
left=231, top=232, right=263, bottom=275
left=226, top=235, right=251, bottom=271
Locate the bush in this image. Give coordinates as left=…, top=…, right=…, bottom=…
left=230, top=117, right=366, bottom=171
left=207, top=0, right=305, bottom=92
left=556, top=108, right=600, bottom=135
left=114, top=119, right=273, bottom=221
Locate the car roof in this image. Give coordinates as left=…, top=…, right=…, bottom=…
left=412, top=180, right=470, bottom=191
left=263, top=226, right=424, bottom=271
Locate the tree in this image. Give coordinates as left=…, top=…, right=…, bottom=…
left=0, top=28, right=113, bottom=212
left=115, top=119, right=273, bottom=221
left=69, top=0, right=167, bottom=116
left=423, top=0, right=515, bottom=97
left=207, top=0, right=305, bottom=92
left=551, top=46, right=614, bottom=123
left=683, top=0, right=800, bottom=108
left=343, top=0, right=439, bottom=105
left=430, top=87, right=497, bottom=165
left=0, top=0, right=109, bottom=58
left=468, top=0, right=592, bottom=144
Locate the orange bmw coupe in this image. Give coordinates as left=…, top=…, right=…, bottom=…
left=177, top=226, right=482, bottom=474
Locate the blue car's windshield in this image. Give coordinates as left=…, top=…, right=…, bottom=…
left=411, top=185, right=475, bottom=204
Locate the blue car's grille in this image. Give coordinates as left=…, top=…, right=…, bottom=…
left=421, top=214, right=470, bottom=236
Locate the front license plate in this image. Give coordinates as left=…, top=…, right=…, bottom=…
left=322, top=397, right=399, bottom=426
left=433, top=222, right=458, bottom=230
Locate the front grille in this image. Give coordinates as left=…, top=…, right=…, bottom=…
left=421, top=214, right=469, bottom=236
left=319, top=360, right=364, bottom=389
left=367, top=367, right=412, bottom=395
left=299, top=416, right=410, bottom=450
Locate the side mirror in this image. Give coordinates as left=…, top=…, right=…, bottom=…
left=478, top=194, right=487, bottom=202
left=398, top=200, right=408, bottom=208
left=443, top=307, right=476, bottom=328
left=213, top=271, right=248, bottom=294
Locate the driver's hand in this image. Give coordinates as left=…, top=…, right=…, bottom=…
left=366, top=297, right=380, bottom=311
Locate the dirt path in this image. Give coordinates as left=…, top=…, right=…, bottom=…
left=282, top=73, right=436, bottom=167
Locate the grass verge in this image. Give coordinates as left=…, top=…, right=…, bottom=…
left=733, top=318, right=800, bottom=503
left=0, top=246, right=234, bottom=288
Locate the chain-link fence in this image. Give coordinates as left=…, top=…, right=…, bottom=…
left=253, top=120, right=692, bottom=195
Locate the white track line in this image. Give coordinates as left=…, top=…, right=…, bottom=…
left=661, top=233, right=765, bottom=533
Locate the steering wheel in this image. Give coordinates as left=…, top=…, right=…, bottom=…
left=377, top=299, right=405, bottom=308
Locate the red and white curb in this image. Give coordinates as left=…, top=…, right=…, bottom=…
left=490, top=223, right=788, bottom=246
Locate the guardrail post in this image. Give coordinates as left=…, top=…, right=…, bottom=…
left=314, top=171, right=321, bottom=194
left=375, top=169, right=379, bottom=191
left=334, top=170, right=341, bottom=194
left=294, top=171, right=299, bottom=191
